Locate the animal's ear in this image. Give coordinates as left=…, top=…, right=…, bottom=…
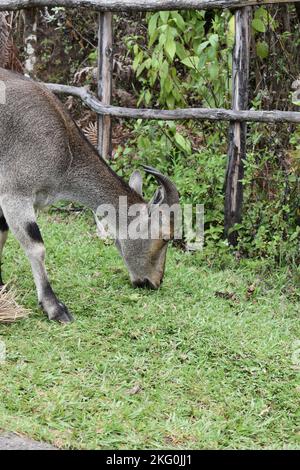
left=129, top=170, right=143, bottom=196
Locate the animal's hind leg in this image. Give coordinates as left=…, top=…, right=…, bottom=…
left=0, top=208, right=9, bottom=286
left=0, top=197, right=73, bottom=323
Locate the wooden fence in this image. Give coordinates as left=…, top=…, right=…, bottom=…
left=1, top=0, right=300, bottom=245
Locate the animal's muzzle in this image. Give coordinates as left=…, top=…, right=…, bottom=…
left=132, top=278, right=161, bottom=290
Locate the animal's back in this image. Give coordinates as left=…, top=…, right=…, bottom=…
left=0, top=68, right=76, bottom=194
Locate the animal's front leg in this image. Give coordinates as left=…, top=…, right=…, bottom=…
left=0, top=197, right=73, bottom=323
left=28, top=240, right=73, bottom=323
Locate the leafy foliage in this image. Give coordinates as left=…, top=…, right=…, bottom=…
left=127, top=10, right=234, bottom=109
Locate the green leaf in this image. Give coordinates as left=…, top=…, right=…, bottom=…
left=88, top=50, right=97, bottom=63
left=166, top=94, right=175, bottom=109
left=144, top=90, right=152, bottom=105
left=207, top=45, right=217, bottom=61
left=208, top=63, right=219, bottom=80
left=136, top=62, right=147, bottom=77
left=197, top=40, right=209, bottom=54
left=165, top=31, right=176, bottom=61
left=166, top=120, right=176, bottom=132
left=227, top=15, right=235, bottom=46
left=252, top=18, right=266, bottom=33
left=209, top=34, right=219, bottom=48
left=164, top=78, right=173, bottom=94
left=256, top=41, right=269, bottom=59
left=159, top=11, right=169, bottom=23
left=148, top=13, right=159, bottom=38
left=199, top=53, right=207, bottom=68
left=228, top=15, right=235, bottom=35
left=159, top=33, right=167, bottom=47
left=149, top=29, right=159, bottom=47
left=290, top=226, right=300, bottom=241
left=171, top=12, right=185, bottom=32
left=159, top=60, right=169, bottom=80
left=132, top=51, right=143, bottom=71
left=136, top=57, right=152, bottom=77
left=172, top=86, right=182, bottom=102
left=174, top=133, right=191, bottom=153
left=181, top=56, right=199, bottom=69
left=254, top=6, right=268, bottom=22
left=175, top=42, right=187, bottom=60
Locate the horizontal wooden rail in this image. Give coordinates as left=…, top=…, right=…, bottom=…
left=1, top=0, right=300, bottom=12
left=45, top=83, right=300, bottom=123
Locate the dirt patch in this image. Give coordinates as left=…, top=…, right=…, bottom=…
left=0, top=432, right=56, bottom=450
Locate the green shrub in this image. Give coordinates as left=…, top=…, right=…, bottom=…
left=112, top=118, right=300, bottom=265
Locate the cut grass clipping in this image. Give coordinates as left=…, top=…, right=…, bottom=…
left=0, top=286, right=29, bottom=323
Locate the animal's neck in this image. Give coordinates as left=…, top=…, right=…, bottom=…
left=63, top=142, right=144, bottom=213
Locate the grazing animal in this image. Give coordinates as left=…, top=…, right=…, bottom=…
left=0, top=68, right=179, bottom=323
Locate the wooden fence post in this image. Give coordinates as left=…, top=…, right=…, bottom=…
left=224, top=6, right=251, bottom=245
left=97, top=11, right=113, bottom=159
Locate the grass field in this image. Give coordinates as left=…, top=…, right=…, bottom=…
left=0, top=210, right=299, bottom=449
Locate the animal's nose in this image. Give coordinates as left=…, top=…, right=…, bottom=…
left=132, top=278, right=160, bottom=290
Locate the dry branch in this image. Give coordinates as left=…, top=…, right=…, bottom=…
left=1, top=0, right=300, bottom=13
left=45, top=83, right=300, bottom=124
left=0, top=11, right=10, bottom=68
left=0, top=11, right=23, bottom=72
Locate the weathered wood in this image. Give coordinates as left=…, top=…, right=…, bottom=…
left=1, top=0, right=300, bottom=13
left=45, top=83, right=300, bottom=123
left=97, top=11, right=112, bottom=159
left=224, top=7, right=251, bottom=246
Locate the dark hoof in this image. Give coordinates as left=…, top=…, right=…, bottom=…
left=40, top=301, right=74, bottom=323
left=51, top=302, right=74, bottom=323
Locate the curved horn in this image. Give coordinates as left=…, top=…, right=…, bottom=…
left=141, top=165, right=179, bottom=205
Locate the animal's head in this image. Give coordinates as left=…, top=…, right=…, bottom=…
left=116, top=166, right=179, bottom=289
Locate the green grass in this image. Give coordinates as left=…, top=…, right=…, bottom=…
left=0, top=210, right=299, bottom=449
